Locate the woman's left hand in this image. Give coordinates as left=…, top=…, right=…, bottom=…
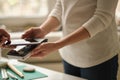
left=31, top=42, right=60, bottom=58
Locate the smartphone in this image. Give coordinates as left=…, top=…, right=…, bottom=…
left=7, top=38, right=48, bottom=60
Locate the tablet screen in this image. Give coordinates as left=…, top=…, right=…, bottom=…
left=9, top=39, right=46, bottom=46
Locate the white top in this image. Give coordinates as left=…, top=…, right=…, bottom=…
left=49, top=0, right=120, bottom=68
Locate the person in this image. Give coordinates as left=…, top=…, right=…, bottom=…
left=0, top=28, right=11, bottom=47
left=22, top=0, right=119, bottom=80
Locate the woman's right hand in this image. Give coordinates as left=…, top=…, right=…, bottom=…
left=22, top=27, right=46, bottom=39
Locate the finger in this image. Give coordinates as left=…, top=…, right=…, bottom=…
left=2, top=45, right=16, bottom=49
left=22, top=32, right=32, bottom=39
left=0, top=29, right=11, bottom=41
left=3, top=31, right=10, bottom=41
left=0, top=35, right=3, bottom=42
left=31, top=49, right=43, bottom=55
left=32, top=44, right=45, bottom=54
left=0, top=36, right=8, bottom=46
left=31, top=52, right=46, bottom=57
left=22, top=28, right=34, bottom=39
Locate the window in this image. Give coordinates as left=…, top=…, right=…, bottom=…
left=0, top=0, right=49, bottom=17
left=0, top=0, right=56, bottom=32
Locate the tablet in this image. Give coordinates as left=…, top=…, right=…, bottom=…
left=7, top=38, right=47, bottom=46
left=7, top=38, right=48, bottom=60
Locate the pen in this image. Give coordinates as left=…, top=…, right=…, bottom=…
left=1, top=68, right=9, bottom=80
left=7, top=71, right=18, bottom=80
left=7, top=63, right=24, bottom=78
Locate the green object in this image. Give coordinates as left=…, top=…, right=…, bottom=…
left=0, top=65, right=48, bottom=80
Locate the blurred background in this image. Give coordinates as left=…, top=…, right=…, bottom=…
left=0, top=0, right=57, bottom=32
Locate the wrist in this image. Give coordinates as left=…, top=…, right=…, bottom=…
left=39, top=27, right=48, bottom=37
left=54, top=40, right=66, bottom=49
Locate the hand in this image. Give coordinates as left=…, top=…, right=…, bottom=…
left=22, top=27, right=46, bottom=39
left=30, top=42, right=60, bottom=58
left=0, top=29, right=10, bottom=47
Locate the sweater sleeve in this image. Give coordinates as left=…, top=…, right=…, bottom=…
left=82, top=0, right=118, bottom=37
left=48, top=0, right=62, bottom=23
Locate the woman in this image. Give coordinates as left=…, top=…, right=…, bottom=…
left=22, top=0, right=119, bottom=80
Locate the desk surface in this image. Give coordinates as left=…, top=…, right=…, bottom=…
left=0, top=58, right=87, bottom=80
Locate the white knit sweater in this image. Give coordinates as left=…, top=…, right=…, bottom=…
left=49, top=0, right=120, bottom=68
